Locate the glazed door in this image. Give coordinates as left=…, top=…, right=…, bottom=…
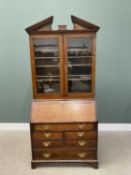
left=30, top=35, right=64, bottom=98
left=64, top=34, right=96, bottom=98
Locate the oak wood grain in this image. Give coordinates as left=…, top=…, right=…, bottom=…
left=31, top=100, right=96, bottom=123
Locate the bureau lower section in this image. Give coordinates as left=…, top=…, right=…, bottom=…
left=30, top=122, right=98, bottom=169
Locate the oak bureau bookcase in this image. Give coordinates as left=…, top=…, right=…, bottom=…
left=25, top=15, right=100, bottom=169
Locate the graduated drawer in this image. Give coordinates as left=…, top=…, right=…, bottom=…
left=32, top=131, right=63, bottom=140
left=65, top=131, right=97, bottom=139
left=33, top=123, right=96, bottom=131
left=33, top=149, right=96, bottom=160
left=66, top=139, right=97, bottom=148
left=32, top=140, right=63, bottom=149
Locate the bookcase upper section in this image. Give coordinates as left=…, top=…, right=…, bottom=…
left=25, top=16, right=100, bottom=99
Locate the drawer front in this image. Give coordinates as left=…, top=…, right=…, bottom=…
left=33, top=123, right=96, bottom=131
left=32, top=132, right=63, bottom=140
left=32, top=140, right=64, bottom=149
left=65, top=131, right=97, bottom=139
left=33, top=149, right=97, bottom=160
left=66, top=139, right=97, bottom=148
left=32, top=139, right=96, bottom=149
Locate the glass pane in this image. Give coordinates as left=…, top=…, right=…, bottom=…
left=67, top=37, right=93, bottom=93
left=33, top=38, right=60, bottom=94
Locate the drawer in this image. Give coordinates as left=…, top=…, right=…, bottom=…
left=33, top=123, right=96, bottom=131
left=32, top=131, right=63, bottom=140
left=65, top=131, right=97, bottom=139
left=66, top=139, right=97, bottom=148
left=33, top=149, right=97, bottom=160
left=32, top=140, right=63, bottom=149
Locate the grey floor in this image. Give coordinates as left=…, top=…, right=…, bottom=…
left=0, top=131, right=131, bottom=175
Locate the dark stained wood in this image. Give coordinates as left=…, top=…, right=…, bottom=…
left=29, top=30, right=97, bottom=35
left=29, top=36, right=37, bottom=97
left=33, top=123, right=96, bottom=131
left=33, top=148, right=97, bottom=160
left=32, top=131, right=63, bottom=140
left=25, top=15, right=100, bottom=34
left=32, top=139, right=97, bottom=149
left=65, top=131, right=97, bottom=140
left=31, top=160, right=98, bottom=169
left=25, top=16, right=53, bottom=34
left=32, top=140, right=64, bottom=149
left=71, top=15, right=100, bottom=32
left=66, top=139, right=97, bottom=148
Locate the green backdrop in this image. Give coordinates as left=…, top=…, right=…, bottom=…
left=0, top=0, right=131, bottom=123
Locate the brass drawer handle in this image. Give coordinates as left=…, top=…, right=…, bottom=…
left=78, top=141, right=86, bottom=146
left=43, top=125, right=50, bottom=130
left=77, top=132, right=85, bottom=137
left=42, top=141, right=50, bottom=147
left=43, top=132, right=51, bottom=138
left=78, top=124, right=85, bottom=129
left=78, top=152, right=86, bottom=158
left=43, top=153, right=51, bottom=158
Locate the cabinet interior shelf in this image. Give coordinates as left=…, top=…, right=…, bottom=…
left=36, top=64, right=91, bottom=68
left=36, top=74, right=91, bottom=82
left=69, top=75, right=91, bottom=77
left=37, top=78, right=91, bottom=82
left=36, top=74, right=91, bottom=77
left=68, top=46, right=89, bottom=49
left=68, top=56, right=92, bottom=58
left=35, top=49, right=58, bottom=52
left=35, top=57, right=59, bottom=59
left=37, top=79, right=59, bottom=82
left=36, top=75, right=60, bottom=78
left=68, top=64, right=91, bottom=67
left=34, top=44, right=57, bottom=47
left=68, top=48, right=91, bottom=51
left=69, top=78, right=91, bottom=81
left=35, top=56, right=92, bottom=60
left=36, top=65, right=59, bottom=68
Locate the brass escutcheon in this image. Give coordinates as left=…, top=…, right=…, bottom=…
left=78, top=140, right=86, bottom=146
left=43, top=132, right=51, bottom=138
left=42, top=141, right=50, bottom=147
left=43, top=125, right=50, bottom=130
left=77, top=132, right=85, bottom=137
left=78, top=124, right=85, bottom=129
left=78, top=152, right=86, bottom=158
left=43, top=153, right=51, bottom=158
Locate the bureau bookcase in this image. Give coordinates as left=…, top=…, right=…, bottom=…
left=25, top=15, right=100, bottom=169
